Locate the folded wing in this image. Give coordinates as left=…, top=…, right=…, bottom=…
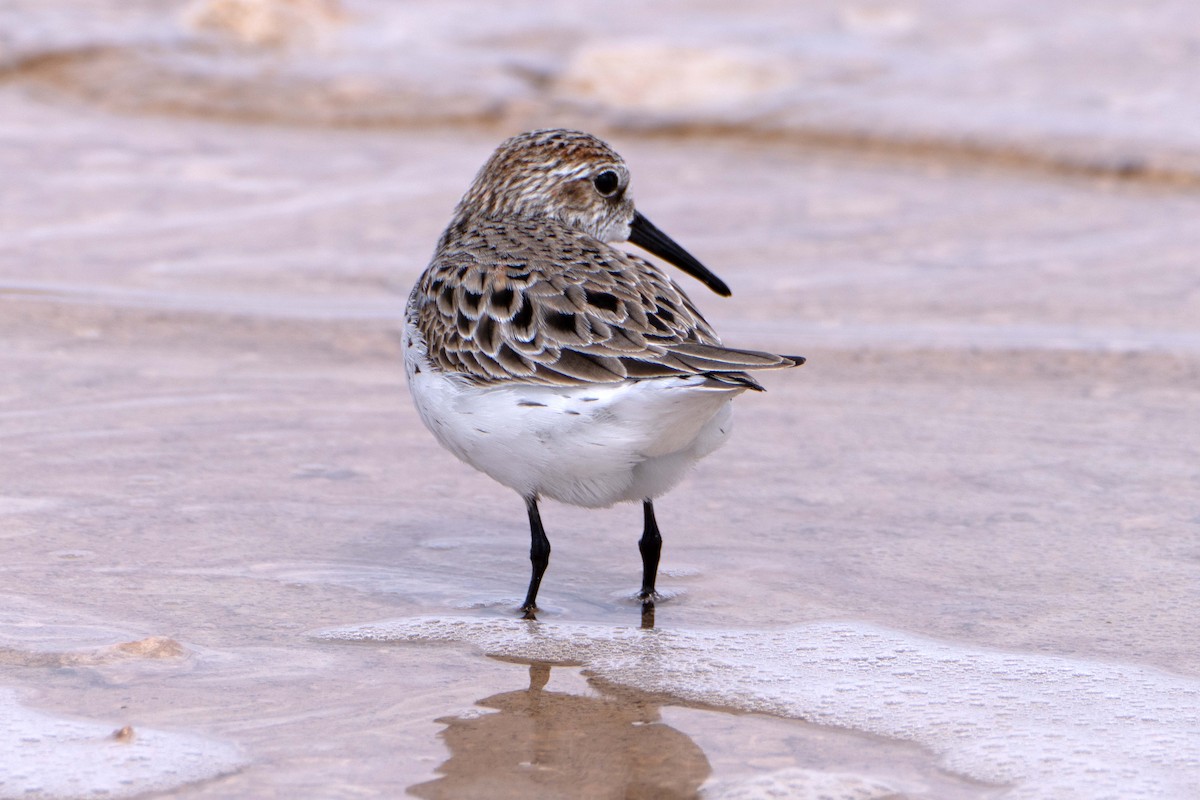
left=413, top=218, right=804, bottom=389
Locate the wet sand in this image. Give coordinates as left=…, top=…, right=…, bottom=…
left=2, top=3, right=1199, bottom=798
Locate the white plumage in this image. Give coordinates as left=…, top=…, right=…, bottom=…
left=404, top=318, right=741, bottom=509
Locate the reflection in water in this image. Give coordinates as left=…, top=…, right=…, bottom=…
left=641, top=602, right=656, bottom=630
left=409, top=660, right=711, bottom=800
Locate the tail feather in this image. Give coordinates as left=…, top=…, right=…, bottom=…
left=704, top=371, right=766, bottom=391
left=666, top=342, right=805, bottom=371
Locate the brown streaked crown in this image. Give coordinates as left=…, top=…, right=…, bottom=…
left=451, top=129, right=635, bottom=244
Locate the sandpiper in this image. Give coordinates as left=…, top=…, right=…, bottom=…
left=402, top=129, right=803, bottom=613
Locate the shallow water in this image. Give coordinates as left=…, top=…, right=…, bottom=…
left=4, top=0, right=1200, bottom=177
left=326, top=617, right=1198, bottom=799
left=2, top=2, right=1199, bottom=798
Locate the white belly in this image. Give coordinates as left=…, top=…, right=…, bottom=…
left=402, top=320, right=742, bottom=508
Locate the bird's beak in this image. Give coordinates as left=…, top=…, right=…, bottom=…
left=628, top=211, right=731, bottom=297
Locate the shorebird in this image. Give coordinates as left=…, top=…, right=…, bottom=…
left=402, top=129, right=803, bottom=613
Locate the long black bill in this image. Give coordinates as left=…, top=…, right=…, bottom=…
left=628, top=211, right=731, bottom=297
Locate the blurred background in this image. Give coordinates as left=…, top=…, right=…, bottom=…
left=1, top=2, right=1198, bottom=799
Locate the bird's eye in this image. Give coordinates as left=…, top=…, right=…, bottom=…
left=592, top=170, right=620, bottom=197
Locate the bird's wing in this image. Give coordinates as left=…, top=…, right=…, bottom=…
left=411, top=218, right=802, bottom=388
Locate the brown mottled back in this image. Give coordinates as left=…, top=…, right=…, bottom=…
left=409, top=129, right=799, bottom=387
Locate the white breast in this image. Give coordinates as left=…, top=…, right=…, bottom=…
left=402, top=319, right=743, bottom=508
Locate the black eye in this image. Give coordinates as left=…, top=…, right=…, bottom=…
left=592, top=170, right=619, bottom=197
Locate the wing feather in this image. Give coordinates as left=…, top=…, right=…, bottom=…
left=411, top=217, right=802, bottom=388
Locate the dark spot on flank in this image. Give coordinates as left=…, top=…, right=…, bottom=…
left=517, top=400, right=546, bottom=407
left=413, top=365, right=422, bottom=374
left=546, top=311, right=578, bottom=337
left=585, top=290, right=620, bottom=314
left=564, top=410, right=581, bottom=416
left=456, top=310, right=472, bottom=335
left=512, top=295, right=534, bottom=333
left=491, top=287, right=515, bottom=313
left=475, top=315, right=498, bottom=352
left=581, top=397, right=599, bottom=402
left=462, top=289, right=484, bottom=313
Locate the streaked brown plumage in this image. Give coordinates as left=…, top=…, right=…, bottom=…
left=409, top=129, right=799, bottom=389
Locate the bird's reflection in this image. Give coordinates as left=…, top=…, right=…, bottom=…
left=640, top=601, right=656, bottom=630
left=408, top=655, right=711, bottom=800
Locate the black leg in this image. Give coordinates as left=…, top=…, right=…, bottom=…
left=638, top=499, right=662, bottom=600
left=521, top=496, right=551, bottom=613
